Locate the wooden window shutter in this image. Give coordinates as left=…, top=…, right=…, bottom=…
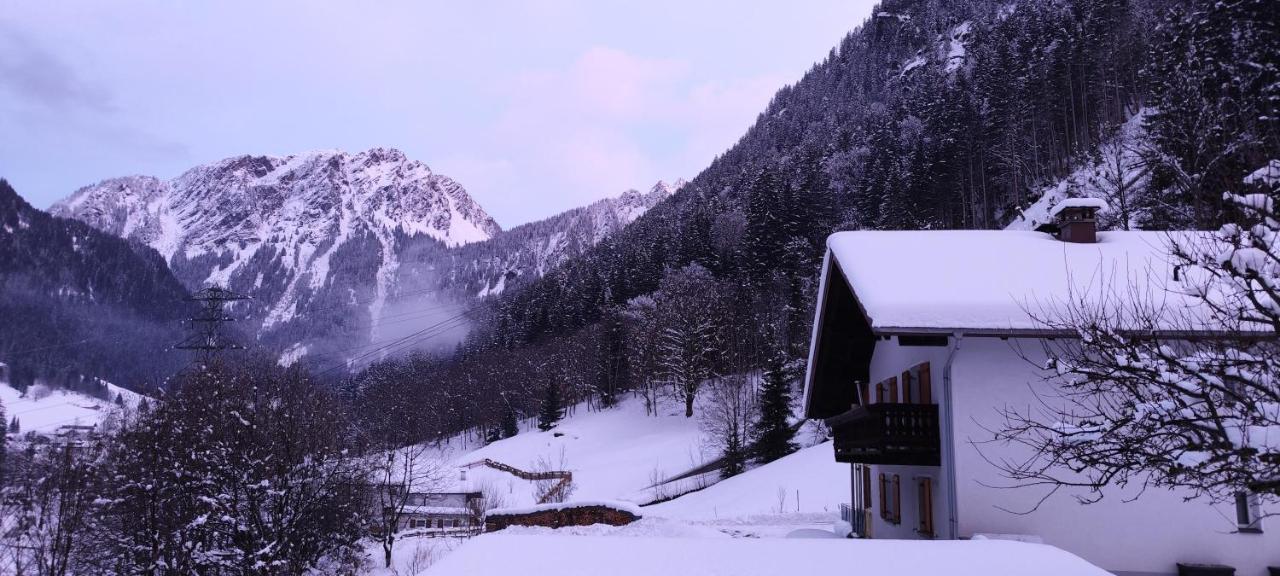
left=888, top=377, right=899, bottom=404
left=862, top=466, right=873, bottom=508
left=901, top=370, right=913, bottom=403
left=894, top=474, right=903, bottom=524
left=860, top=381, right=871, bottom=406
left=918, top=363, right=932, bottom=404
left=879, top=473, right=887, bottom=519
left=918, top=478, right=934, bottom=537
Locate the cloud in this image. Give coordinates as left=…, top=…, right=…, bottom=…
left=0, top=25, right=113, bottom=113
left=459, top=45, right=782, bottom=223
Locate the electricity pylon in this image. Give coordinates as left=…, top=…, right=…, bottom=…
left=176, top=285, right=250, bottom=365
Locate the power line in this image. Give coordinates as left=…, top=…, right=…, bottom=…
left=310, top=311, right=471, bottom=378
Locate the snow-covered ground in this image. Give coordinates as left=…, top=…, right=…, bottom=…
left=0, top=376, right=141, bottom=436
left=426, top=395, right=710, bottom=509
left=1006, top=109, right=1149, bottom=232
left=426, top=530, right=1109, bottom=576
left=648, top=441, right=848, bottom=521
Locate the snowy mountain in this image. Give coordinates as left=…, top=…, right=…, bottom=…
left=52, top=148, right=502, bottom=362
left=445, top=180, right=684, bottom=298
left=52, top=151, right=678, bottom=368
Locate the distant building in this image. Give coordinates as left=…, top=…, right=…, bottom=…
left=803, top=207, right=1278, bottom=575
left=383, top=491, right=485, bottom=534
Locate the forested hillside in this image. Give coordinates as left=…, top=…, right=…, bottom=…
left=0, top=180, right=190, bottom=390
left=345, top=0, right=1277, bottom=444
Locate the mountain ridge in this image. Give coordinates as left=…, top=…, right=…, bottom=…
left=51, top=150, right=680, bottom=368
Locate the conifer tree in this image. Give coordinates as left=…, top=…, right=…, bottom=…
left=537, top=382, right=563, bottom=432
left=752, top=349, right=797, bottom=464
left=501, top=404, right=520, bottom=438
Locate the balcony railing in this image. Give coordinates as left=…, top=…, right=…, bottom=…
left=827, top=403, right=941, bottom=466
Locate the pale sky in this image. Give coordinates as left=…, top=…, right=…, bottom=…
left=0, top=1, right=876, bottom=227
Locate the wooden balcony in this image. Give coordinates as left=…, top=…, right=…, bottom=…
left=827, top=403, right=941, bottom=466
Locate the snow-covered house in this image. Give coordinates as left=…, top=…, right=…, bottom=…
left=387, top=491, right=484, bottom=534
left=802, top=207, right=1279, bottom=575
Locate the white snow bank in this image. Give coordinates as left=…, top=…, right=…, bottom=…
left=490, top=500, right=642, bottom=518
left=825, top=230, right=1211, bottom=332
left=648, top=441, right=848, bottom=520
left=426, top=533, right=1109, bottom=576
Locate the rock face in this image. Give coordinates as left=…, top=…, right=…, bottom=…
left=447, top=179, right=684, bottom=298
left=52, top=150, right=677, bottom=369
left=52, top=148, right=501, bottom=364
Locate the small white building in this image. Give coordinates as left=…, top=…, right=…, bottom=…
left=802, top=208, right=1278, bottom=575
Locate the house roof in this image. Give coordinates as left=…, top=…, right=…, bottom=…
left=825, top=230, right=1215, bottom=334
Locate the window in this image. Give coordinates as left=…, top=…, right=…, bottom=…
left=917, top=477, right=934, bottom=537
left=902, top=364, right=932, bottom=404
left=1237, top=493, right=1263, bottom=532
left=435, top=518, right=444, bottom=529
left=875, top=377, right=899, bottom=404
left=862, top=466, right=873, bottom=509
left=892, top=474, right=901, bottom=524
left=916, top=363, right=932, bottom=404
left=879, top=473, right=901, bottom=524
left=879, top=473, right=887, bottom=519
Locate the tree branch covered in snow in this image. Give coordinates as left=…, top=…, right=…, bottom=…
left=993, top=162, right=1280, bottom=515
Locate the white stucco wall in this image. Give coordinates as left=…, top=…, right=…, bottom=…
left=864, top=337, right=954, bottom=541
left=949, top=337, right=1280, bottom=576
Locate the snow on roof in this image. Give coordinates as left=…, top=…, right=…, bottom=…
left=825, top=230, right=1208, bottom=333
left=1047, top=197, right=1109, bottom=218
left=426, top=533, right=1110, bottom=576
left=403, top=505, right=471, bottom=516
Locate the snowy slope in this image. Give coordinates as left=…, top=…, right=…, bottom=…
left=450, top=180, right=684, bottom=300
left=430, top=396, right=706, bottom=509
left=0, top=377, right=142, bottom=437
left=1006, top=109, right=1150, bottom=231
left=647, top=441, right=849, bottom=521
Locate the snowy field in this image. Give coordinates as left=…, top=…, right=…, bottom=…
left=426, top=529, right=1109, bottom=576
left=362, top=393, right=860, bottom=575
left=0, top=377, right=141, bottom=436
left=424, top=395, right=709, bottom=508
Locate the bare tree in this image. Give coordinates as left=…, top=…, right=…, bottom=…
left=0, top=441, right=103, bottom=576
left=370, top=443, right=444, bottom=568
left=623, top=295, right=663, bottom=416
left=531, top=449, right=575, bottom=504
left=698, top=373, right=758, bottom=478
left=992, top=163, right=1280, bottom=520
left=655, top=265, right=722, bottom=418
left=1090, top=132, right=1150, bottom=230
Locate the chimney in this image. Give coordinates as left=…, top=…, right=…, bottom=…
left=1045, top=198, right=1108, bottom=243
